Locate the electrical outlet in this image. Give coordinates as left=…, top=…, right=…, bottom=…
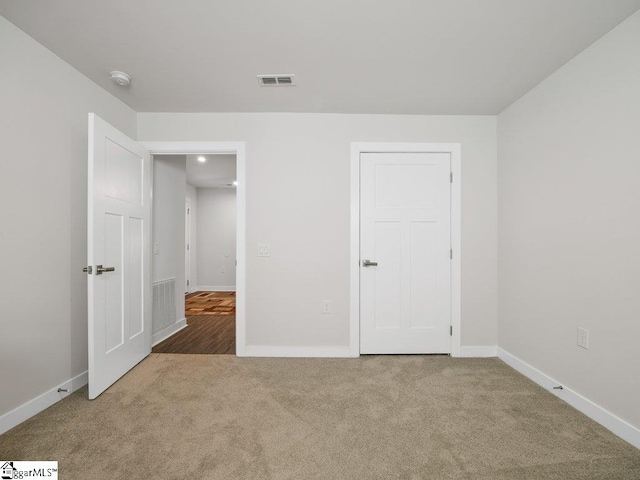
left=577, top=327, right=589, bottom=349
left=221, top=266, right=225, bottom=273
left=322, top=300, right=332, bottom=314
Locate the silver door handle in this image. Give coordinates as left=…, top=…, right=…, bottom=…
left=362, top=259, right=378, bottom=267
left=96, top=265, right=116, bottom=275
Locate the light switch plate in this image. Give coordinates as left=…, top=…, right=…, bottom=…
left=258, top=243, right=270, bottom=257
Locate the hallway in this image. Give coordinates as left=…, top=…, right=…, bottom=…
left=152, top=292, right=236, bottom=354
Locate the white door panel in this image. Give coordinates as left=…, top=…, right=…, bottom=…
left=360, top=153, right=451, bottom=354
left=373, top=222, right=401, bottom=329
left=128, top=216, right=144, bottom=338
left=409, top=221, right=437, bottom=328
left=88, top=113, right=151, bottom=399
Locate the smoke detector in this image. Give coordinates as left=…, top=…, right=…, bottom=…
left=110, top=71, right=131, bottom=87
left=257, top=74, right=296, bottom=87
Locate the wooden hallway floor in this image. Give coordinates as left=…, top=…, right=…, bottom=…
left=152, top=292, right=235, bottom=355
left=185, top=291, right=235, bottom=316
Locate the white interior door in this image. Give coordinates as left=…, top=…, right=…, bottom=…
left=88, top=113, right=152, bottom=399
left=360, top=152, right=451, bottom=354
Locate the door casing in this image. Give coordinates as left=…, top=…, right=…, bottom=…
left=185, top=198, right=191, bottom=294
left=141, top=142, right=247, bottom=356
left=350, top=143, right=461, bottom=357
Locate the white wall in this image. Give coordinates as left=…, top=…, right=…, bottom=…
left=498, top=10, right=640, bottom=430
left=152, top=155, right=186, bottom=332
left=138, top=113, right=498, bottom=349
left=0, top=16, right=137, bottom=418
left=196, top=188, right=237, bottom=290
left=186, top=183, right=198, bottom=293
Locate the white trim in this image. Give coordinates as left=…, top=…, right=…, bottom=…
left=498, top=347, right=640, bottom=450
left=140, top=141, right=247, bottom=357
left=0, top=371, right=88, bottom=435
left=185, top=198, right=191, bottom=294
left=450, top=145, right=461, bottom=357
left=349, top=142, right=462, bottom=357
left=140, top=142, right=243, bottom=155
left=195, top=285, right=236, bottom=292
left=152, top=318, right=187, bottom=346
left=244, top=346, right=352, bottom=358
left=349, top=145, right=361, bottom=358
left=459, top=346, right=497, bottom=357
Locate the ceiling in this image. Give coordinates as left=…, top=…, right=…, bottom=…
left=1, top=0, right=639, bottom=115
left=186, top=154, right=237, bottom=188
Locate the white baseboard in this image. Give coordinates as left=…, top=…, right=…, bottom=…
left=0, top=370, right=88, bottom=435
left=244, top=346, right=352, bottom=358
left=458, top=345, right=497, bottom=357
left=152, top=318, right=187, bottom=346
left=195, top=285, right=236, bottom=292
left=498, top=347, right=640, bottom=450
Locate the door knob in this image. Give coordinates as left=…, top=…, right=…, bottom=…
left=96, top=265, right=116, bottom=275
left=362, top=259, right=378, bottom=267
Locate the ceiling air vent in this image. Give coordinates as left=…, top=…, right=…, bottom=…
left=257, top=74, right=296, bottom=87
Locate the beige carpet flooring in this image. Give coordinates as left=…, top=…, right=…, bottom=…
left=1, top=355, right=639, bottom=479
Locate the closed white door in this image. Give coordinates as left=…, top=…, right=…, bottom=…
left=360, top=152, right=451, bottom=354
left=88, top=113, right=152, bottom=399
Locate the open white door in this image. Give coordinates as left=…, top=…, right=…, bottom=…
left=87, top=113, right=152, bottom=399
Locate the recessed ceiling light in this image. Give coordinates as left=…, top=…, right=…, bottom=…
left=197, top=156, right=206, bottom=163
left=110, top=71, right=131, bottom=87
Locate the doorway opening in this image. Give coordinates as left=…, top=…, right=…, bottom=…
left=150, top=152, right=239, bottom=354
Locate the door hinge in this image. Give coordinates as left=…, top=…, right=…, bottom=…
left=82, top=266, right=93, bottom=275
left=187, top=208, right=190, bottom=214
left=450, top=325, right=453, bottom=336
left=187, top=279, right=190, bottom=286
left=450, top=249, right=453, bottom=259
left=450, top=172, right=453, bottom=183
left=187, top=244, right=190, bottom=250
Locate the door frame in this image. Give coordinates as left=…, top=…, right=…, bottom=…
left=350, top=142, right=461, bottom=357
left=185, top=198, right=191, bottom=294
left=140, top=141, right=247, bottom=356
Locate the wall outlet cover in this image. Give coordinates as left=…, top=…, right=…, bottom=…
left=322, top=300, right=332, bottom=314
left=577, top=327, right=589, bottom=349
